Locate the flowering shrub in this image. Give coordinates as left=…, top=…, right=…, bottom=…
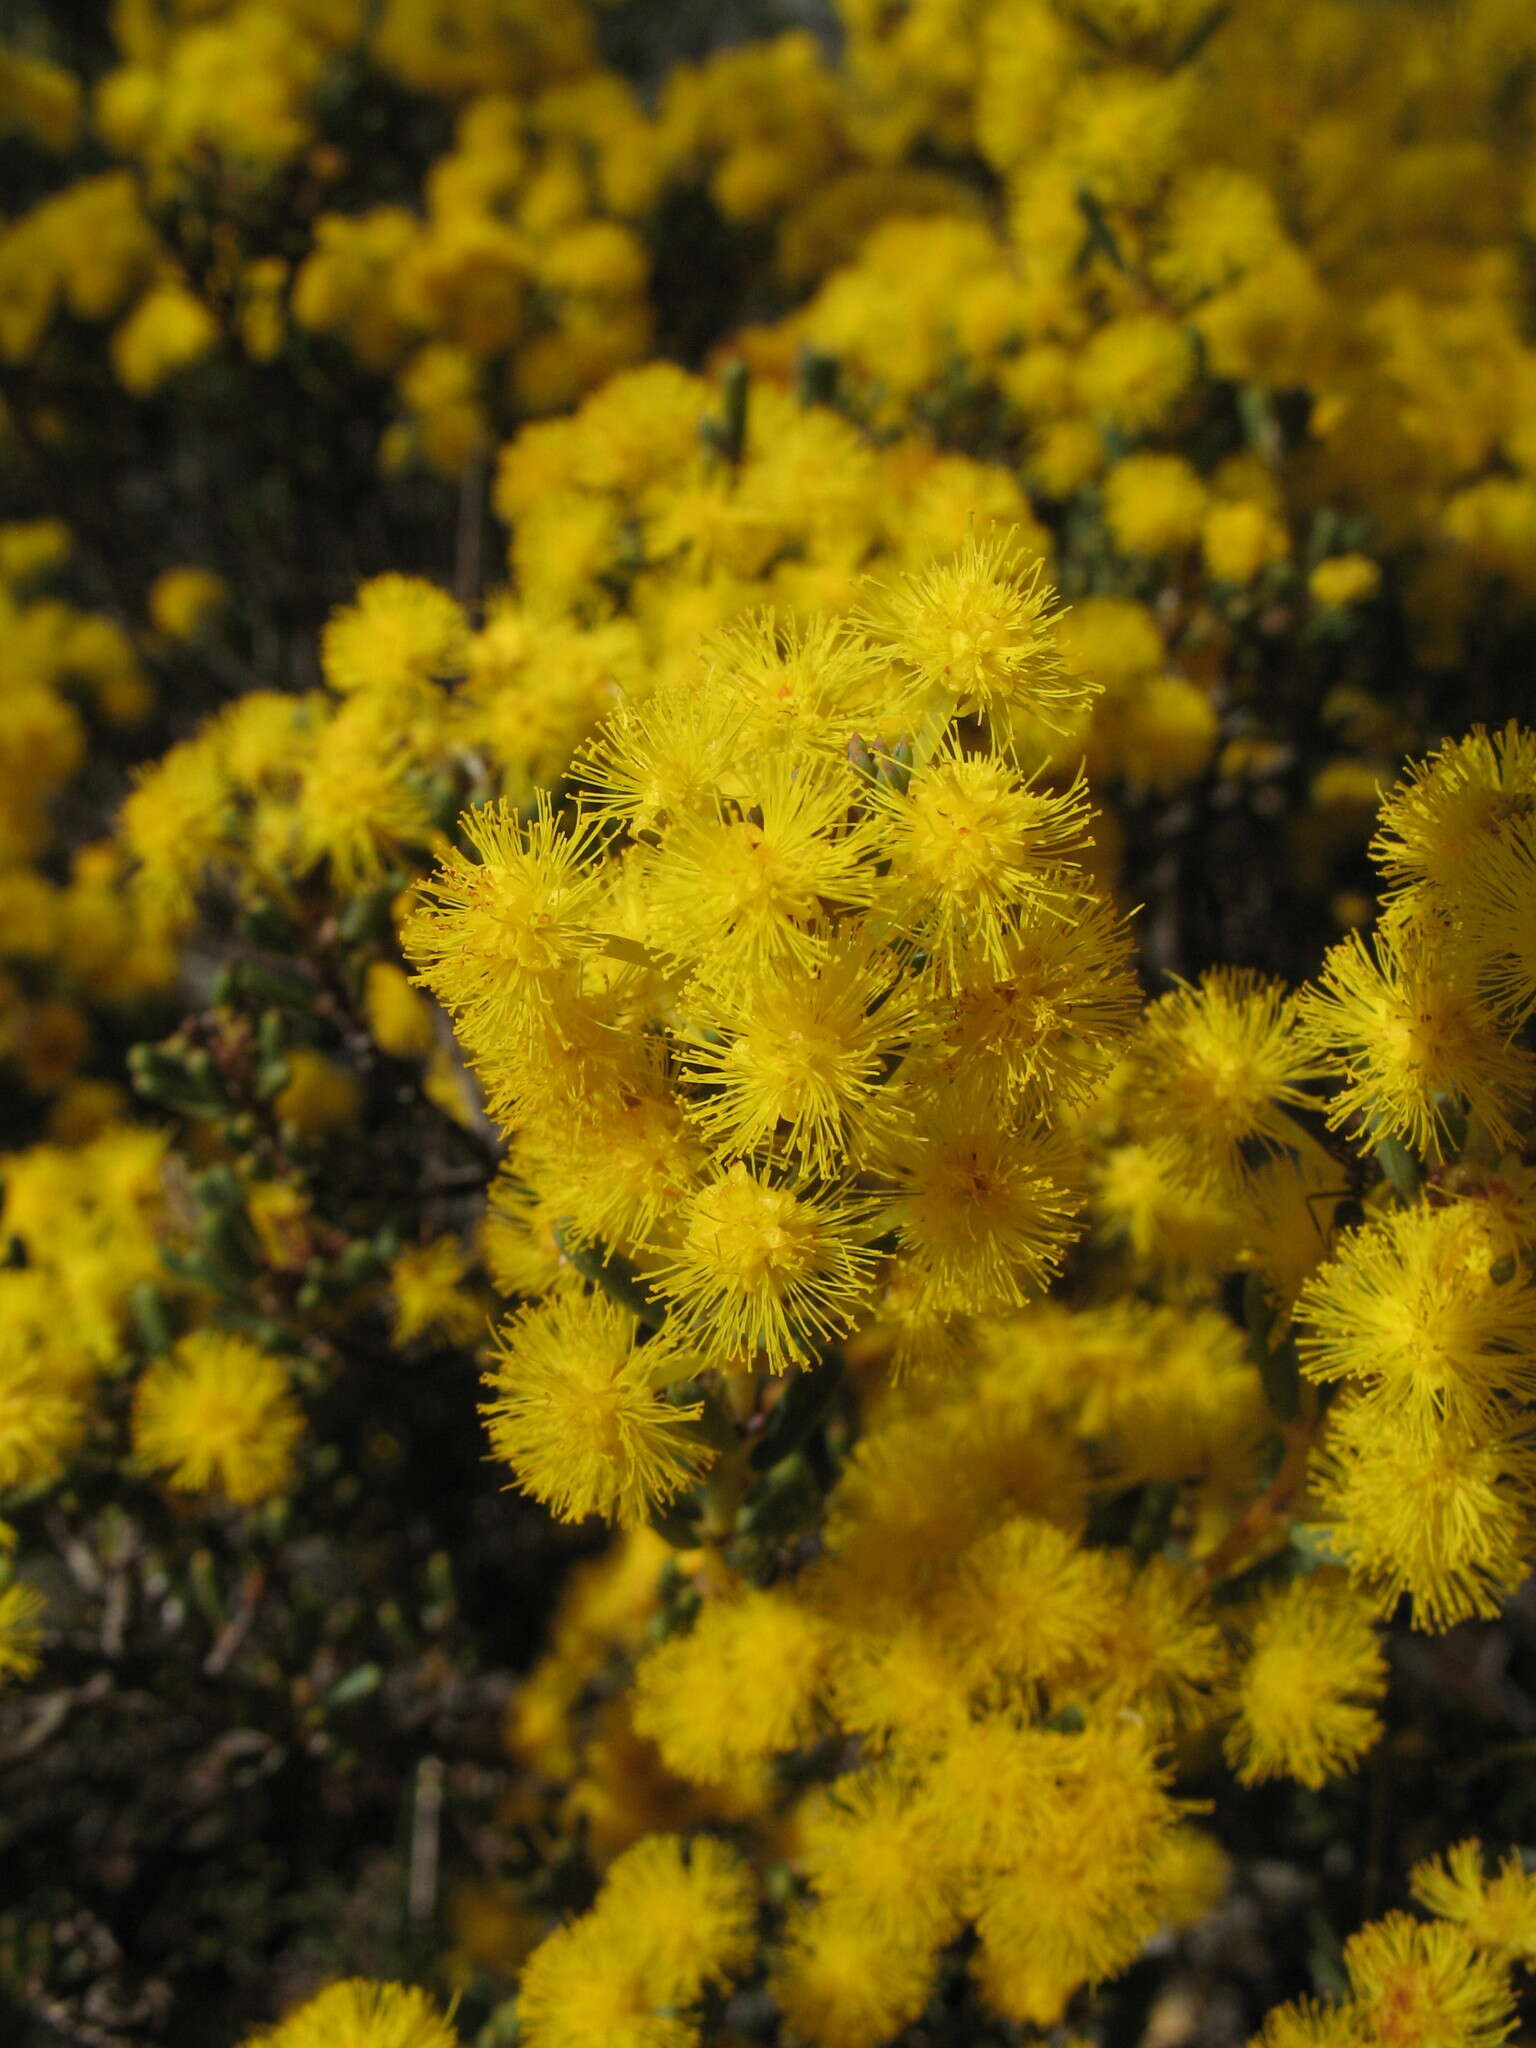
left=4, top=3, right=1536, bottom=2046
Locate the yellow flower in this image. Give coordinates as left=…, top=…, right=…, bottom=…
left=1223, top=1575, right=1386, bottom=1790
left=677, top=941, right=915, bottom=1177
left=870, top=752, right=1092, bottom=985
left=275, top=1048, right=363, bottom=1139
left=1125, top=968, right=1320, bottom=1194
left=1342, top=1914, right=1514, bottom=2048
left=861, top=531, right=1088, bottom=739
left=1298, top=917, right=1536, bottom=1158
left=149, top=565, right=228, bottom=641
left=1078, top=316, right=1195, bottom=433
left=1117, top=673, right=1219, bottom=791
left=364, top=960, right=436, bottom=1060
left=403, top=795, right=606, bottom=1042
left=389, top=1236, right=483, bottom=1347
left=633, top=1588, right=829, bottom=1785
left=242, top=1978, right=459, bottom=2048
left=1308, top=1391, right=1536, bottom=1630
left=1103, top=453, right=1208, bottom=555
left=0, top=1580, right=45, bottom=1685
left=1309, top=553, right=1381, bottom=609
left=321, top=574, right=469, bottom=700
left=481, top=1291, right=711, bottom=1528
left=649, top=1163, right=878, bottom=1371
left=110, top=280, right=218, bottom=397
left=641, top=756, right=876, bottom=986
left=134, top=1332, right=303, bottom=1506
left=772, top=1897, right=939, bottom=2048
left=1370, top=722, right=1536, bottom=897
left=1412, top=1840, right=1536, bottom=1967
left=1295, top=1201, right=1536, bottom=1433
left=1202, top=498, right=1290, bottom=584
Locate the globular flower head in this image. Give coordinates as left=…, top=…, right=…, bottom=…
left=1124, top=968, right=1321, bottom=1194
left=1342, top=1913, right=1515, bottom=2048
left=1411, top=1839, right=1536, bottom=1968
left=1222, top=1575, right=1387, bottom=1790
left=0, top=1580, right=45, bottom=1686
left=633, top=1586, right=829, bottom=1786
left=859, top=531, right=1090, bottom=742
left=321, top=573, right=468, bottom=701
left=133, top=1332, right=303, bottom=1506
left=649, top=1163, right=878, bottom=1371
left=1370, top=721, right=1536, bottom=898
left=403, top=795, right=607, bottom=1041
left=244, top=1979, right=460, bottom=2048
left=1307, top=1392, right=1536, bottom=1630
left=1297, top=917, right=1536, bottom=1159
left=481, top=1291, right=711, bottom=1529
left=1295, top=1200, right=1536, bottom=1433
left=867, top=752, right=1092, bottom=986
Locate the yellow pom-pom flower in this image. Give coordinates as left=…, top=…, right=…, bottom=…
left=1223, top=1575, right=1387, bottom=1790
left=860, top=531, right=1089, bottom=740
left=1125, top=967, right=1320, bottom=1193
left=133, top=1332, right=303, bottom=1506
left=321, top=574, right=469, bottom=701
left=1103, top=452, right=1208, bottom=556
left=0, top=1580, right=45, bottom=1685
left=633, top=1586, right=828, bottom=1786
left=649, top=1163, right=878, bottom=1371
left=1309, top=554, right=1381, bottom=610
left=481, top=1291, right=711, bottom=1528
left=1411, top=1840, right=1536, bottom=1968
left=1341, top=1913, right=1514, bottom=2048
left=242, top=1978, right=459, bottom=2048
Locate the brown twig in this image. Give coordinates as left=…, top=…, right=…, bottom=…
left=1198, top=1408, right=1321, bottom=1588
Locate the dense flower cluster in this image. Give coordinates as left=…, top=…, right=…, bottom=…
left=4, top=2, right=1536, bottom=2046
